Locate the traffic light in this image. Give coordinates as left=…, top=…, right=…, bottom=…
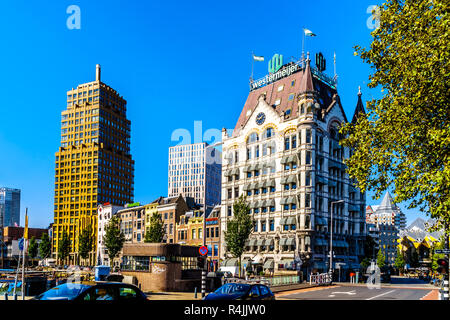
left=197, top=256, right=206, bottom=269
left=437, top=259, right=448, bottom=274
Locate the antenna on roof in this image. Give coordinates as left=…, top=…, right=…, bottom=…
left=333, top=52, right=338, bottom=88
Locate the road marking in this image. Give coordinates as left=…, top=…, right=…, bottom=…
left=366, top=289, right=396, bottom=300
left=275, top=285, right=338, bottom=298
left=328, top=290, right=356, bottom=297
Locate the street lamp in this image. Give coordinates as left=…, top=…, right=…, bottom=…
left=202, top=141, right=223, bottom=297
left=329, top=200, right=344, bottom=283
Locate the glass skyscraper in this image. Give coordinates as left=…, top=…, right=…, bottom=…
left=0, top=187, right=21, bottom=229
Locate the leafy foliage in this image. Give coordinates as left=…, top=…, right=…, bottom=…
left=58, top=231, right=71, bottom=262
left=28, top=236, right=38, bottom=259
left=431, top=237, right=445, bottom=271
left=103, top=216, right=125, bottom=267
left=224, top=195, right=253, bottom=277
left=377, top=249, right=386, bottom=269
left=340, top=0, right=450, bottom=232
left=144, top=212, right=165, bottom=243
left=78, top=225, right=94, bottom=260
left=394, top=247, right=405, bottom=269
left=39, top=232, right=51, bottom=259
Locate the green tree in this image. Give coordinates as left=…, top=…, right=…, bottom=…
left=78, top=225, right=94, bottom=264
left=58, top=231, right=71, bottom=264
left=431, top=237, right=445, bottom=271
left=360, top=257, right=371, bottom=271
left=224, top=195, right=253, bottom=278
left=394, top=248, right=405, bottom=270
left=103, top=216, right=125, bottom=268
left=39, top=232, right=52, bottom=260
left=376, top=249, right=386, bottom=269
left=28, top=236, right=38, bottom=260
left=144, top=213, right=164, bottom=243
left=340, top=0, right=450, bottom=232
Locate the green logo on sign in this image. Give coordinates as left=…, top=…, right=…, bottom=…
left=268, top=54, right=283, bottom=73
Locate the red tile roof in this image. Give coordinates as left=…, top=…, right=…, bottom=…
left=233, top=62, right=338, bottom=136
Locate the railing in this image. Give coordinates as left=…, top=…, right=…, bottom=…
left=309, top=273, right=332, bottom=285
left=223, top=275, right=300, bottom=287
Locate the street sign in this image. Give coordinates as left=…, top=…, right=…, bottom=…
left=436, top=249, right=450, bottom=255
left=18, top=238, right=24, bottom=251
left=199, top=246, right=208, bottom=256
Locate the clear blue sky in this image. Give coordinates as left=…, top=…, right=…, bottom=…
left=0, top=0, right=424, bottom=228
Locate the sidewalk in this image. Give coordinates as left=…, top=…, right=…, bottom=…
left=145, top=291, right=202, bottom=300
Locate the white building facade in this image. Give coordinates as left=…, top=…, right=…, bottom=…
left=220, top=55, right=366, bottom=279
left=97, top=203, right=123, bottom=266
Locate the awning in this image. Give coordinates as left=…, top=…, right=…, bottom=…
left=266, top=179, right=275, bottom=187
left=223, top=258, right=238, bottom=266
left=281, top=156, right=289, bottom=164
left=286, top=216, right=296, bottom=225
left=249, top=164, right=257, bottom=171
left=256, top=239, right=265, bottom=246
left=243, top=166, right=251, bottom=172
left=286, top=238, right=296, bottom=246
left=315, top=217, right=327, bottom=225
left=249, top=183, right=257, bottom=190
left=288, top=155, right=297, bottom=163
left=224, top=170, right=231, bottom=177
left=305, top=236, right=311, bottom=245
left=263, top=259, right=274, bottom=269
left=328, top=179, right=337, bottom=187
left=256, top=181, right=264, bottom=189
left=280, top=177, right=288, bottom=185
left=267, top=199, right=275, bottom=206
left=255, top=163, right=263, bottom=170
left=279, top=217, right=287, bottom=225
left=280, top=198, right=288, bottom=205
left=287, top=175, right=297, bottom=184
left=279, top=238, right=287, bottom=246
left=287, top=196, right=297, bottom=204
left=316, top=175, right=327, bottom=184
left=266, top=160, right=276, bottom=168
left=231, top=168, right=240, bottom=175
left=243, top=184, right=250, bottom=191
left=249, top=202, right=256, bottom=209
left=264, top=238, right=274, bottom=246
left=248, top=239, right=257, bottom=246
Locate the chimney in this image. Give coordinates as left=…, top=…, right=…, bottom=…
left=96, top=64, right=101, bottom=81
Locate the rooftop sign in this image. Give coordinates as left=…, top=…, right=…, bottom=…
left=125, top=202, right=140, bottom=208
left=251, top=62, right=301, bottom=91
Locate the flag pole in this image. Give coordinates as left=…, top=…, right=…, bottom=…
left=302, top=28, right=305, bottom=67
left=251, top=51, right=254, bottom=82
left=21, top=208, right=27, bottom=300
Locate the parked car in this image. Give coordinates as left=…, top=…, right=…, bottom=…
left=203, top=282, right=275, bottom=300
left=33, top=282, right=148, bottom=301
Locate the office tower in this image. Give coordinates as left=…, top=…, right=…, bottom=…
left=53, top=65, right=134, bottom=264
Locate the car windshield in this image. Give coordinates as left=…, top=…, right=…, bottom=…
left=214, top=283, right=250, bottom=295
left=36, top=283, right=91, bottom=300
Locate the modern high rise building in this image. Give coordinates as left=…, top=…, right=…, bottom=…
left=0, top=187, right=21, bottom=228
left=168, top=142, right=221, bottom=210
left=0, top=187, right=20, bottom=267
left=52, top=65, right=134, bottom=264
left=220, top=53, right=367, bottom=279
left=366, top=191, right=407, bottom=230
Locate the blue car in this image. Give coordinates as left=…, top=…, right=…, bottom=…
left=33, top=282, right=148, bottom=301
left=203, top=282, right=275, bottom=300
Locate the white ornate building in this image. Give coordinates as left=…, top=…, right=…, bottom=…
left=219, top=54, right=366, bottom=278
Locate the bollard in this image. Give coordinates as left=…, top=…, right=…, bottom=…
left=4, top=293, right=8, bottom=300
left=194, top=287, right=197, bottom=299
left=14, top=293, right=17, bottom=300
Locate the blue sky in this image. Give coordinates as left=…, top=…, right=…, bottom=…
left=0, top=0, right=424, bottom=228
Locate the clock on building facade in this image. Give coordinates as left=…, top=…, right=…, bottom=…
left=256, top=112, right=266, bottom=125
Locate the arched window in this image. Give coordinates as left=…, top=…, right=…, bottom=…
left=247, top=132, right=259, bottom=144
